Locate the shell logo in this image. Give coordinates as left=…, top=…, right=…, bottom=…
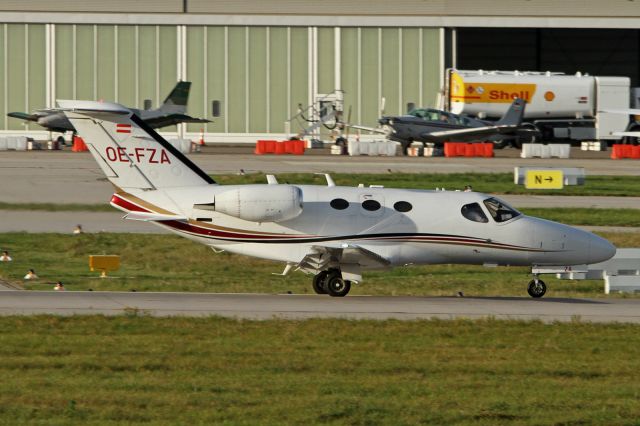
left=544, top=91, right=555, bottom=101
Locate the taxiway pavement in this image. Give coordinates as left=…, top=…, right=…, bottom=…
left=0, top=291, right=638, bottom=323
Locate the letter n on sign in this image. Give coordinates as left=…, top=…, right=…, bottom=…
left=525, top=170, right=564, bottom=189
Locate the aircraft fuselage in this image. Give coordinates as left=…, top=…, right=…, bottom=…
left=111, top=184, right=615, bottom=270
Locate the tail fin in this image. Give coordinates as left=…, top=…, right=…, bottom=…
left=157, top=81, right=191, bottom=114
left=496, top=98, right=526, bottom=126
left=57, top=100, right=215, bottom=190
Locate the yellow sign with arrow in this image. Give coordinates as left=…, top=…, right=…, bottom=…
left=525, top=170, right=564, bottom=189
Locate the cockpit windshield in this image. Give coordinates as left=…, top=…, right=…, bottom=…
left=461, top=202, right=488, bottom=223
left=409, top=108, right=452, bottom=123
left=483, top=197, right=521, bottom=223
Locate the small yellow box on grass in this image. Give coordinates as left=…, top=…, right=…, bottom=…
left=89, top=255, right=120, bottom=278
left=525, top=170, right=564, bottom=189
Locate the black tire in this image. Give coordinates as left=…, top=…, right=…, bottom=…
left=527, top=279, right=547, bottom=298
left=517, top=123, right=539, bottom=146
left=493, top=138, right=511, bottom=149
left=326, top=276, right=351, bottom=297
left=623, top=125, right=640, bottom=145
left=312, top=271, right=329, bottom=294
left=400, top=139, right=411, bottom=156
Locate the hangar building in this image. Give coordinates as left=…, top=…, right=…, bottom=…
left=0, top=1, right=637, bottom=141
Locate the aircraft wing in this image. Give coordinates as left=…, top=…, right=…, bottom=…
left=123, top=212, right=189, bottom=222
left=144, top=114, right=212, bottom=129
left=345, top=124, right=387, bottom=134
left=613, top=131, right=640, bottom=137
left=297, top=243, right=390, bottom=274
left=7, top=112, right=40, bottom=122
left=423, top=124, right=521, bottom=143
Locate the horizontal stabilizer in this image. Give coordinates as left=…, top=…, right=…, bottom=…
left=346, top=124, right=387, bottom=134
left=123, top=212, right=188, bottom=222
left=7, top=112, right=39, bottom=121
left=613, top=131, right=640, bottom=137
left=601, top=109, right=640, bottom=115
left=144, top=114, right=211, bottom=129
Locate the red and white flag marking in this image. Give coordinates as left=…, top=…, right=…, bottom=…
left=116, top=123, right=132, bottom=134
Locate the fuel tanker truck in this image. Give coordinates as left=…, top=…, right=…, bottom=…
left=445, top=69, right=633, bottom=146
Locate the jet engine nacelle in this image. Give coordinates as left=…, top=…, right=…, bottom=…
left=214, top=185, right=303, bottom=223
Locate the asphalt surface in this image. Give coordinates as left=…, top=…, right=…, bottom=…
left=0, top=291, right=637, bottom=323
left=0, top=210, right=171, bottom=233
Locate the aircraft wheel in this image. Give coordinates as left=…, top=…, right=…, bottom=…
left=527, top=279, right=546, bottom=298
left=400, top=140, right=411, bottom=156
left=326, top=275, right=351, bottom=297
left=312, top=271, right=329, bottom=294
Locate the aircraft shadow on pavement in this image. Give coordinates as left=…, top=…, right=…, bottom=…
left=456, top=296, right=608, bottom=304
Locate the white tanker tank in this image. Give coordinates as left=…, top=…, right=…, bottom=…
left=446, top=69, right=631, bottom=142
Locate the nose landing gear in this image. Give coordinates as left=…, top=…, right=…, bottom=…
left=527, top=276, right=547, bottom=298
left=312, top=269, right=352, bottom=297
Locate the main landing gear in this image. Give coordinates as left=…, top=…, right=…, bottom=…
left=527, top=275, right=547, bottom=298
left=312, top=269, right=352, bottom=297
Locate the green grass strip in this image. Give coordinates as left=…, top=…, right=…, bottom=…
left=0, top=316, right=637, bottom=424
left=0, top=232, right=637, bottom=296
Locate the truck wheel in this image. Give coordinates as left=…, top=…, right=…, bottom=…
left=518, top=123, right=539, bottom=145
left=494, top=139, right=511, bottom=149
left=623, top=126, right=640, bottom=145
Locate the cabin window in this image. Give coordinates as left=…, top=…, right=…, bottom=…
left=330, top=198, right=349, bottom=210
left=461, top=202, right=488, bottom=223
left=362, top=199, right=381, bottom=211
left=483, top=197, right=521, bottom=223
left=393, top=201, right=413, bottom=212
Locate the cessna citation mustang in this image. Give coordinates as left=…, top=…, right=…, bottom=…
left=56, top=100, right=616, bottom=298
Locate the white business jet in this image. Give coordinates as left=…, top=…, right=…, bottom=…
left=57, top=100, right=616, bottom=298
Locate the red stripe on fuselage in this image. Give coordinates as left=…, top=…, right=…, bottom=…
left=165, top=219, right=309, bottom=240
left=109, top=193, right=546, bottom=250
left=110, top=194, right=148, bottom=213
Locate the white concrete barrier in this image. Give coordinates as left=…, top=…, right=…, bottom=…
left=605, top=276, right=640, bottom=294
left=555, top=248, right=640, bottom=293
left=167, top=138, right=193, bottom=154
left=348, top=140, right=396, bottom=156
left=521, top=143, right=571, bottom=159
left=0, top=136, right=28, bottom=151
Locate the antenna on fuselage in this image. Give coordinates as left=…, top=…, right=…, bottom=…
left=315, top=173, right=335, bottom=187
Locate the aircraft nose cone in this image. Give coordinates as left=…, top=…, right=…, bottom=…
left=589, top=234, right=617, bottom=264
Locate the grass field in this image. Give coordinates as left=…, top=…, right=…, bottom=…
left=0, top=232, right=637, bottom=297
left=0, top=316, right=638, bottom=425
